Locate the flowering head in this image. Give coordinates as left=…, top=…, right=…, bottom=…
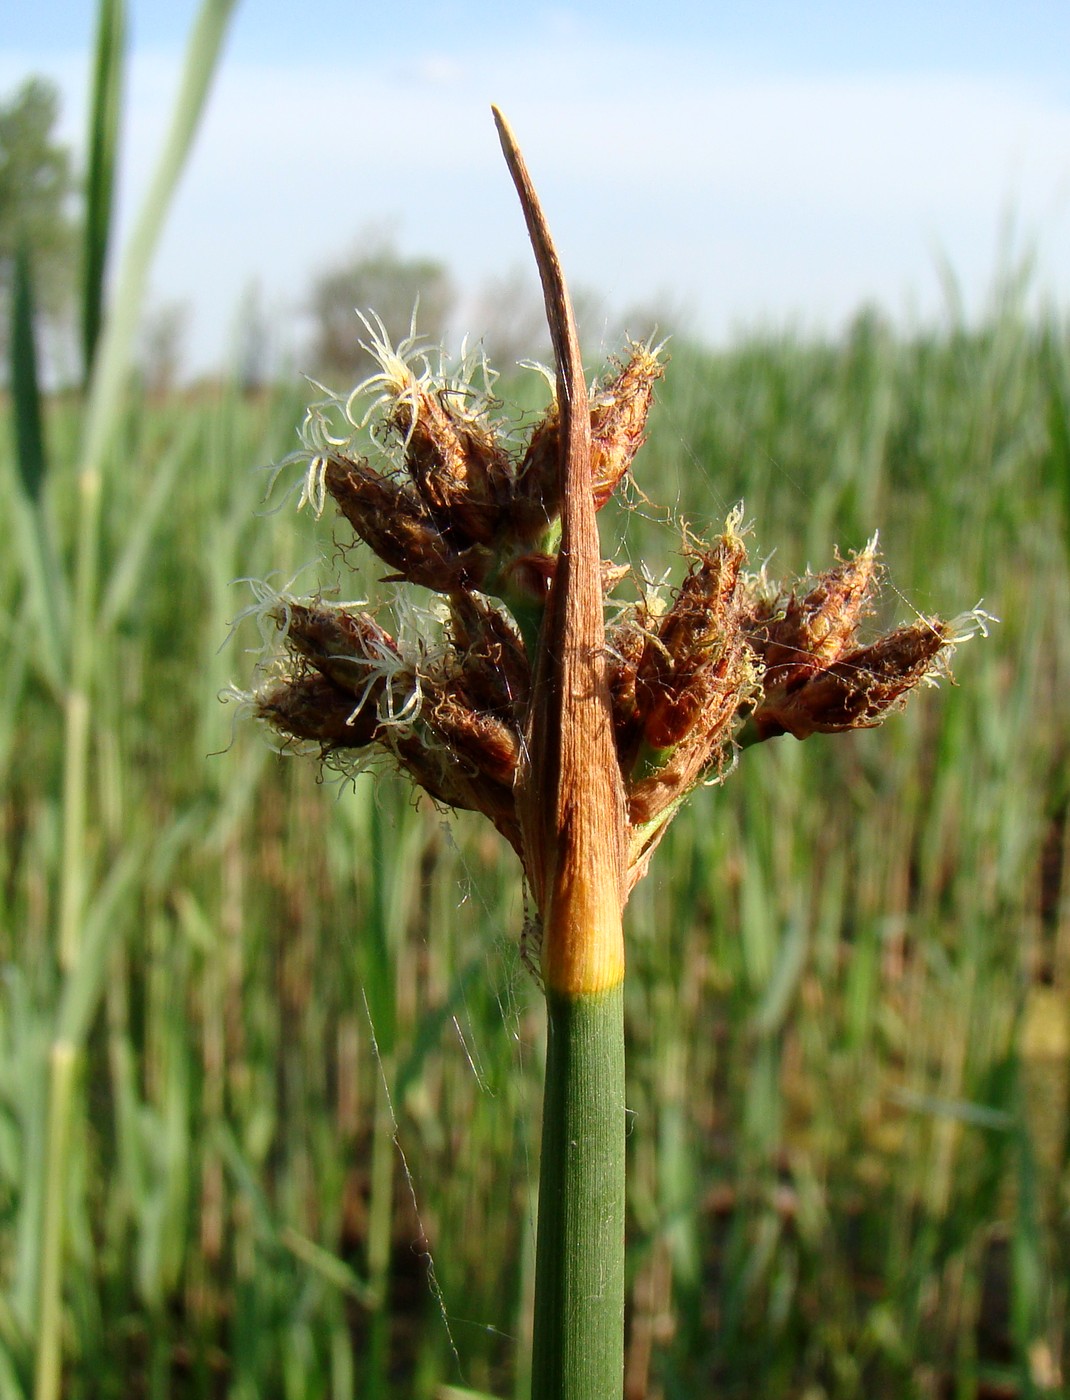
left=240, top=112, right=984, bottom=986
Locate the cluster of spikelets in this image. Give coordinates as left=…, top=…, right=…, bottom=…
left=245, top=319, right=985, bottom=896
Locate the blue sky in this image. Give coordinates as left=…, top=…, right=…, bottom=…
left=12, top=2, right=1070, bottom=86
left=5, top=2, right=1070, bottom=374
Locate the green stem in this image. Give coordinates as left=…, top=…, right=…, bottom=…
left=33, top=1042, right=76, bottom=1400
left=532, top=983, right=626, bottom=1400
left=365, top=1057, right=395, bottom=1396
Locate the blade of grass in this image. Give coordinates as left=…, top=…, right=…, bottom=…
left=62, top=0, right=239, bottom=969
left=81, top=0, right=125, bottom=386
left=9, top=246, right=47, bottom=506
left=8, top=244, right=66, bottom=698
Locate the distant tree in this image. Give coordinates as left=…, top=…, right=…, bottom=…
left=306, top=230, right=455, bottom=381
left=231, top=279, right=275, bottom=393
left=469, top=266, right=551, bottom=368
left=0, top=78, right=77, bottom=336
left=138, top=300, right=188, bottom=397
left=466, top=271, right=675, bottom=375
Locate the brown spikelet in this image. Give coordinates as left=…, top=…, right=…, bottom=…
left=512, top=344, right=665, bottom=537
left=745, top=540, right=880, bottom=686
left=752, top=617, right=951, bottom=740
left=392, top=729, right=522, bottom=855
left=605, top=613, right=647, bottom=756
left=447, top=591, right=531, bottom=715
left=590, top=344, right=665, bottom=508
left=283, top=601, right=401, bottom=697
left=389, top=383, right=514, bottom=545
left=256, top=673, right=382, bottom=748
left=635, top=525, right=749, bottom=752
left=513, top=401, right=563, bottom=543
left=424, top=689, right=522, bottom=788
left=325, top=455, right=491, bottom=591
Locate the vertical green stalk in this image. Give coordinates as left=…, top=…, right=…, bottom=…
left=360, top=783, right=406, bottom=1395
left=34, top=6, right=240, bottom=1398
left=32, top=1045, right=76, bottom=1400
left=60, top=0, right=239, bottom=969
left=81, top=0, right=125, bottom=386
left=9, top=245, right=48, bottom=505
left=532, top=985, right=626, bottom=1400
left=365, top=1067, right=396, bottom=1393
left=8, top=242, right=66, bottom=699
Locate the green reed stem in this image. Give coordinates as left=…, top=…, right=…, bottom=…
left=32, top=1044, right=75, bottom=1400
left=366, top=1063, right=396, bottom=1396
left=532, top=983, right=626, bottom=1400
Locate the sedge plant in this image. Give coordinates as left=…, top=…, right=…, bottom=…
left=241, top=111, right=989, bottom=1398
